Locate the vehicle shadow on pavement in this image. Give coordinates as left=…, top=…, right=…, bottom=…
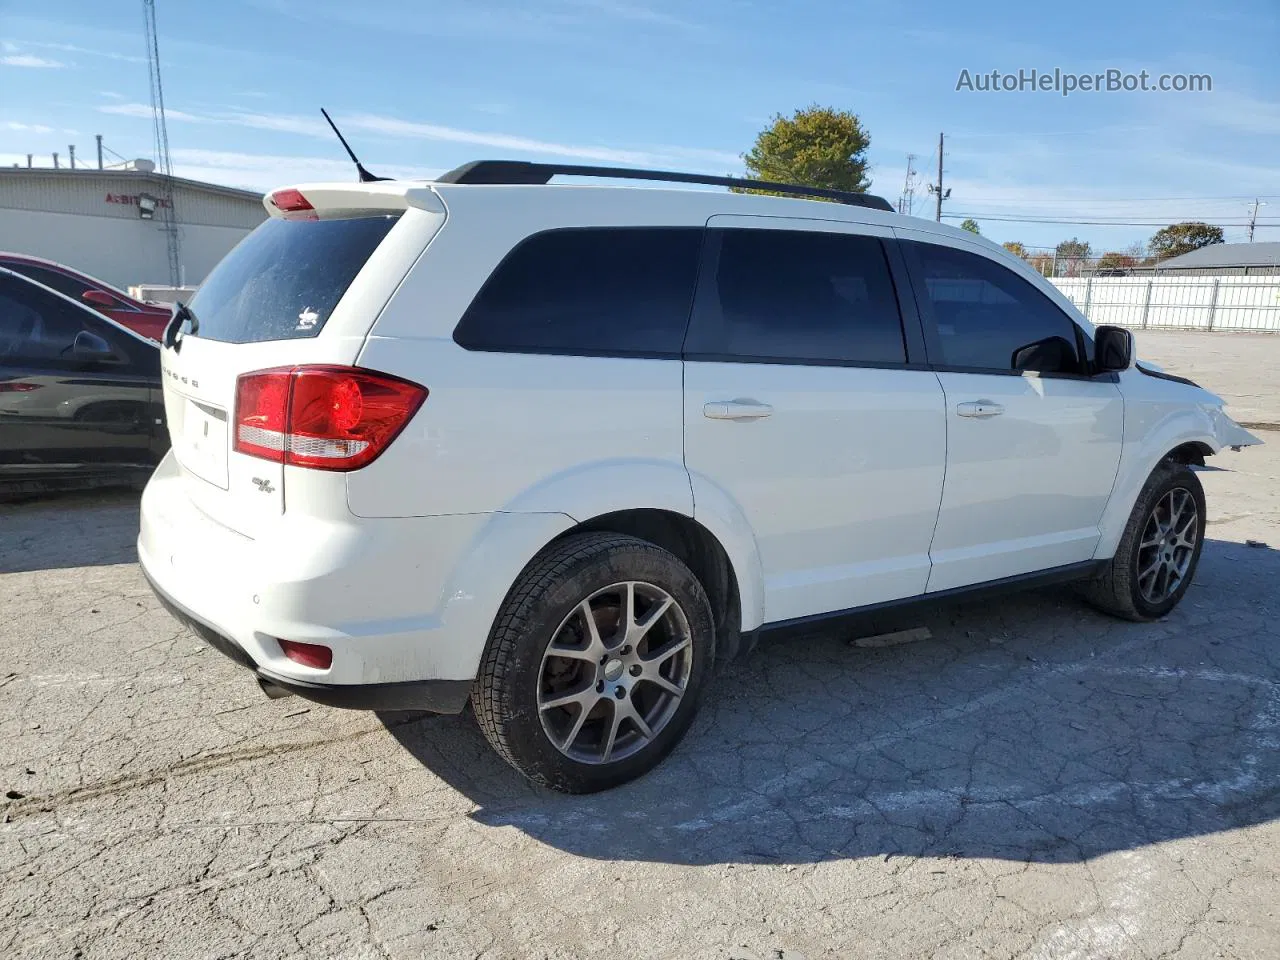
left=382, top=537, right=1280, bottom=866
left=0, top=489, right=142, bottom=574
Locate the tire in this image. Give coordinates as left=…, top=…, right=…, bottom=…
left=471, top=532, right=715, bottom=793
left=1082, top=459, right=1207, bottom=621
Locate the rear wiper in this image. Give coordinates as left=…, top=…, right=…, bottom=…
left=163, top=301, right=198, bottom=351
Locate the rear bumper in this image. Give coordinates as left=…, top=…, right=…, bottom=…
left=142, top=563, right=470, bottom=712
left=139, top=451, right=574, bottom=707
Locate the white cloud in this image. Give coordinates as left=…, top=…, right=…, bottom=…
left=0, top=54, right=66, bottom=68
left=96, top=102, right=735, bottom=170
left=342, top=112, right=656, bottom=165
left=100, top=91, right=125, bottom=100
left=168, top=147, right=442, bottom=191
left=4, top=121, right=54, bottom=133
left=26, top=41, right=146, bottom=64
left=99, top=103, right=206, bottom=122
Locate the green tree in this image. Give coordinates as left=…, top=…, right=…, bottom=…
left=1002, top=241, right=1028, bottom=258
left=1096, top=251, right=1137, bottom=273
left=1055, top=238, right=1092, bottom=261
left=1148, top=222, right=1225, bottom=260
left=1028, top=252, right=1054, bottom=275
left=738, top=105, right=871, bottom=198
left=960, top=218, right=981, bottom=234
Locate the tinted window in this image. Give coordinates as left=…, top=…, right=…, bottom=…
left=186, top=214, right=400, bottom=344
left=455, top=228, right=701, bottom=355
left=913, top=243, right=1081, bottom=373
left=5, top=263, right=97, bottom=302
left=687, top=229, right=906, bottom=365
left=0, top=275, right=128, bottom=366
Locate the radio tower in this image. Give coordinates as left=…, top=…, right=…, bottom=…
left=143, top=0, right=181, bottom=287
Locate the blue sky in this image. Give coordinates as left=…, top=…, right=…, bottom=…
left=2, top=0, right=1278, bottom=252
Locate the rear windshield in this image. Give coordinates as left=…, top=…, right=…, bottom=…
left=186, top=214, right=400, bottom=343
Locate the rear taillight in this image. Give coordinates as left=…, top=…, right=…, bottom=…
left=234, top=365, right=426, bottom=471
left=268, top=188, right=317, bottom=220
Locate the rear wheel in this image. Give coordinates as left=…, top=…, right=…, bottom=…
left=472, top=532, right=715, bottom=793
left=1082, top=460, right=1206, bottom=621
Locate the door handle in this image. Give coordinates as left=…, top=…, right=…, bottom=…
left=703, top=399, right=774, bottom=421
left=956, top=400, right=1005, bottom=419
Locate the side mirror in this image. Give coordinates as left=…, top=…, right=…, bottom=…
left=1094, top=325, right=1133, bottom=372
left=82, top=289, right=116, bottom=309
left=72, top=330, right=120, bottom=363
left=1011, top=335, right=1076, bottom=373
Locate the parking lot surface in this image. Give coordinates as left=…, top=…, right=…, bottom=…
left=1136, top=330, right=1280, bottom=428
left=2, top=338, right=1278, bottom=959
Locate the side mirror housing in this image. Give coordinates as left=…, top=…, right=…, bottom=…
left=82, top=289, right=116, bottom=308
left=1011, top=335, right=1077, bottom=373
left=72, top=330, right=120, bottom=363
left=1094, top=325, right=1133, bottom=372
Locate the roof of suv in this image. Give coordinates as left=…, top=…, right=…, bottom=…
left=263, top=165, right=1008, bottom=250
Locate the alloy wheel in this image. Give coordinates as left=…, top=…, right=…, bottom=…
left=537, top=581, right=693, bottom=765
left=1136, top=487, right=1199, bottom=604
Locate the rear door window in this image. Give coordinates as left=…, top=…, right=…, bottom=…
left=5, top=263, right=97, bottom=303
left=685, top=229, right=907, bottom=365
left=910, top=242, right=1083, bottom=374
left=454, top=227, right=702, bottom=356
left=0, top=274, right=135, bottom=367
left=186, top=215, right=401, bottom=343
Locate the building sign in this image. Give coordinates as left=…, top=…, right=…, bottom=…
left=105, top=193, right=171, bottom=208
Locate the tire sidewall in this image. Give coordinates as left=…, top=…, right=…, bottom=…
left=496, top=542, right=715, bottom=792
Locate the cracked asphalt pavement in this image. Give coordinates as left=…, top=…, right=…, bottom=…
left=2, top=341, right=1278, bottom=958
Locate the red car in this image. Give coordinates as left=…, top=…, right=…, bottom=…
left=0, top=253, right=172, bottom=341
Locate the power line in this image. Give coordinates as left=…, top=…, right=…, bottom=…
left=953, top=194, right=1280, bottom=204
left=943, top=212, right=1280, bottom=227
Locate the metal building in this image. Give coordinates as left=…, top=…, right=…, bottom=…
left=1154, top=241, right=1280, bottom=276
left=0, top=163, right=267, bottom=290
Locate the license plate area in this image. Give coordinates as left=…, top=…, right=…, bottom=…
left=178, top=397, right=229, bottom=489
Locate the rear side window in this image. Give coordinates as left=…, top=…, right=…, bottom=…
left=186, top=215, right=400, bottom=344
left=454, top=228, right=701, bottom=356
left=911, top=242, right=1082, bottom=374
left=685, top=229, right=907, bottom=365
left=5, top=264, right=97, bottom=303
left=0, top=274, right=133, bottom=367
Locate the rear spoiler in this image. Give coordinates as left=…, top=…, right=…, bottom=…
left=261, top=182, right=444, bottom=219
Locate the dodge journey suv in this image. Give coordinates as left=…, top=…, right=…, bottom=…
left=139, top=161, right=1260, bottom=792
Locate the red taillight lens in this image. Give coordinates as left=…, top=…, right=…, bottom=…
left=269, top=188, right=314, bottom=212
left=0, top=382, right=40, bottom=392
left=234, top=365, right=426, bottom=471
left=278, top=639, right=333, bottom=670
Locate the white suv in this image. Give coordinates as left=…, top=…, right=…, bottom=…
left=139, top=161, right=1260, bottom=792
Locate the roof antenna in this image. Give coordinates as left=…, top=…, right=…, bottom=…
left=320, top=108, right=385, bottom=182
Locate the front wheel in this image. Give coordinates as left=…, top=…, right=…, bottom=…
left=472, top=532, right=715, bottom=793
left=1082, top=460, right=1206, bottom=621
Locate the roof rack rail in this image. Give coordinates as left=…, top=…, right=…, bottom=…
left=435, top=160, right=895, bottom=212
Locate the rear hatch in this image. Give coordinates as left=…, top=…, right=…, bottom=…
left=161, top=183, right=445, bottom=537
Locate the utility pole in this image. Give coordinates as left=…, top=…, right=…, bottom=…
left=1246, top=198, right=1266, bottom=242
left=926, top=132, right=950, bottom=221
left=96, top=134, right=104, bottom=170
left=935, top=132, right=944, bottom=221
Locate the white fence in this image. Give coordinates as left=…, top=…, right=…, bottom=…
left=1051, top=275, right=1280, bottom=332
